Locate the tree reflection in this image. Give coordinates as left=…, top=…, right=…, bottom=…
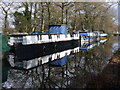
left=2, top=36, right=120, bottom=88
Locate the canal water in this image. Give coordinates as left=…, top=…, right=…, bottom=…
left=1, top=36, right=120, bottom=88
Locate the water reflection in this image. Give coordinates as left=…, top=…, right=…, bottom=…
left=2, top=53, right=11, bottom=83
left=8, top=47, right=79, bottom=70
left=80, top=41, right=100, bottom=50
left=112, top=36, right=120, bottom=53
left=50, top=56, right=67, bottom=66
left=2, top=36, right=120, bottom=88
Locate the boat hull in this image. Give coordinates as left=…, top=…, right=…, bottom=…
left=14, top=40, right=79, bottom=60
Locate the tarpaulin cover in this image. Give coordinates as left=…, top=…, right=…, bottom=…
left=49, top=25, right=67, bottom=34
left=79, top=33, right=88, bottom=36
left=50, top=56, right=67, bottom=66
left=80, top=47, right=88, bottom=50
left=0, top=35, right=10, bottom=53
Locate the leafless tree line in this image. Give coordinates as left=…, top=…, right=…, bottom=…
left=0, top=2, right=118, bottom=34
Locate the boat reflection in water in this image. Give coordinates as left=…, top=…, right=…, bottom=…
left=80, top=39, right=107, bottom=50
left=8, top=47, right=79, bottom=70
left=50, top=56, right=67, bottom=66
left=99, top=39, right=107, bottom=44
left=80, top=41, right=100, bottom=50
left=2, top=39, right=109, bottom=88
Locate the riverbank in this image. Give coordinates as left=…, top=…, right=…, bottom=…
left=101, top=48, right=120, bottom=88
left=109, top=48, right=120, bottom=64
left=86, top=48, right=120, bottom=89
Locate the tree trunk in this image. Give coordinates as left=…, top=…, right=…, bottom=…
left=62, top=7, right=64, bottom=24
left=47, top=2, right=50, bottom=26
left=66, top=9, right=68, bottom=25
left=41, top=2, right=44, bottom=32
left=33, top=3, right=37, bottom=32
left=4, top=12, right=8, bottom=29
left=73, top=10, right=77, bottom=30
left=30, top=3, right=33, bottom=31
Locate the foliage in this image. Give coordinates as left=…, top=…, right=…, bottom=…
left=0, top=2, right=118, bottom=34
left=13, top=3, right=32, bottom=32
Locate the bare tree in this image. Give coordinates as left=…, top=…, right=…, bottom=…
left=56, top=2, right=71, bottom=24
left=32, top=2, right=37, bottom=31
left=0, top=1, right=13, bottom=32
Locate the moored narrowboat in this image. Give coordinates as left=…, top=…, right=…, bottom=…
left=99, top=30, right=108, bottom=40
left=8, top=25, right=79, bottom=60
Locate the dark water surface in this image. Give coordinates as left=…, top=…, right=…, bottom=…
left=1, top=36, right=120, bottom=88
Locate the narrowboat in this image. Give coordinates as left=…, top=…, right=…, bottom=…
left=8, top=25, right=79, bottom=60
left=99, top=30, right=108, bottom=40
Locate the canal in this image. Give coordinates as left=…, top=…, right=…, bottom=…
left=1, top=36, right=120, bottom=88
